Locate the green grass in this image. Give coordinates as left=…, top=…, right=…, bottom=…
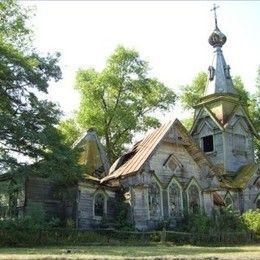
left=0, top=244, right=259, bottom=259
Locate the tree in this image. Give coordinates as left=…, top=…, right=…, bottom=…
left=70, top=46, right=176, bottom=163
left=180, top=72, right=208, bottom=110
left=0, top=0, right=83, bottom=194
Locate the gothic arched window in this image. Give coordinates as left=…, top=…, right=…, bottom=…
left=225, top=193, right=233, bottom=209
left=255, top=194, right=260, bottom=209
left=187, top=182, right=201, bottom=214
left=168, top=180, right=183, bottom=217
left=148, top=179, right=162, bottom=220
left=94, top=193, right=105, bottom=218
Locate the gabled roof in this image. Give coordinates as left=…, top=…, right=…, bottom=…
left=191, top=101, right=258, bottom=138
left=190, top=106, right=224, bottom=134
left=101, top=120, right=174, bottom=183
left=101, top=119, right=219, bottom=183
left=224, top=105, right=258, bottom=137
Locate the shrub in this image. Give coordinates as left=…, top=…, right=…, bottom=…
left=241, top=209, right=260, bottom=234
left=215, top=206, right=245, bottom=232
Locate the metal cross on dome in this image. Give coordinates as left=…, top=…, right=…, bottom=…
left=211, top=3, right=220, bottom=28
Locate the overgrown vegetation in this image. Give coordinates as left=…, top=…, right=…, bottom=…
left=241, top=209, right=260, bottom=235
left=0, top=206, right=258, bottom=246
left=175, top=208, right=260, bottom=237
left=0, top=0, right=84, bottom=218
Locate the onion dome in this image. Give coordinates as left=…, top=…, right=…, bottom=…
left=208, top=26, right=227, bottom=47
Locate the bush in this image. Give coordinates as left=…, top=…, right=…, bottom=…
left=241, top=209, right=260, bottom=234
left=176, top=207, right=246, bottom=234
left=215, top=206, right=245, bottom=232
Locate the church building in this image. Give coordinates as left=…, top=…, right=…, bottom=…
left=24, top=9, right=260, bottom=230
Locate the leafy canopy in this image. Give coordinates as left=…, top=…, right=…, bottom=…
left=68, top=46, right=176, bottom=162
left=0, top=0, right=83, bottom=186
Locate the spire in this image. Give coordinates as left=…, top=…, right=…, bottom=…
left=204, top=4, right=237, bottom=97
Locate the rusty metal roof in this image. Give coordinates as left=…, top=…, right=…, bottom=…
left=101, top=120, right=174, bottom=183
left=101, top=119, right=219, bottom=183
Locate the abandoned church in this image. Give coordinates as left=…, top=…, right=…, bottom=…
left=4, top=11, right=260, bottom=230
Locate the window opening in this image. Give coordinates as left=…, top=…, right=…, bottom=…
left=94, top=193, right=105, bottom=217
left=256, top=199, right=260, bottom=209
left=225, top=194, right=233, bottom=209
left=169, top=181, right=182, bottom=217
left=188, top=183, right=201, bottom=214
left=202, top=135, right=214, bottom=152
left=148, top=180, right=161, bottom=219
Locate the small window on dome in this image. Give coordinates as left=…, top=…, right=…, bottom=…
left=202, top=135, right=214, bottom=152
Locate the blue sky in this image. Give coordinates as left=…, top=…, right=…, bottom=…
left=23, top=1, right=260, bottom=123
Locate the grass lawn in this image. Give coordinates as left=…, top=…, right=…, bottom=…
left=0, top=244, right=259, bottom=259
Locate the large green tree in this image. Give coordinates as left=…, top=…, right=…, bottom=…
left=0, top=0, right=83, bottom=187
left=66, top=46, right=177, bottom=163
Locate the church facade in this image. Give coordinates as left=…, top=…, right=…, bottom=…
left=23, top=12, right=259, bottom=230
left=72, top=16, right=259, bottom=230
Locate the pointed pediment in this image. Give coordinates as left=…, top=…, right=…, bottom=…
left=232, top=118, right=248, bottom=136
left=225, top=105, right=258, bottom=136
left=198, top=121, right=213, bottom=137
left=163, top=154, right=183, bottom=172
left=191, top=106, right=223, bottom=135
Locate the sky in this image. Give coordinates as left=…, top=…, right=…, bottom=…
left=22, top=1, right=260, bottom=124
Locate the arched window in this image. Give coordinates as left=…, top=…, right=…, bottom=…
left=225, top=193, right=233, bottom=209
left=168, top=180, right=183, bottom=217
left=148, top=179, right=162, bottom=220
left=256, top=200, right=260, bottom=209
left=255, top=194, right=260, bottom=209
left=187, top=182, right=201, bottom=214
left=94, top=193, right=105, bottom=218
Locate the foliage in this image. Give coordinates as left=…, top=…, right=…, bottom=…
left=0, top=202, right=61, bottom=232
left=25, top=201, right=45, bottom=227
left=178, top=207, right=246, bottom=234
left=114, top=191, right=134, bottom=231
left=180, top=72, right=208, bottom=110
left=216, top=206, right=245, bottom=232
left=0, top=0, right=84, bottom=200
left=58, top=118, right=81, bottom=147
left=66, top=46, right=176, bottom=162
left=65, top=218, right=75, bottom=229
left=241, top=209, right=260, bottom=235
left=181, top=117, right=194, bottom=131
